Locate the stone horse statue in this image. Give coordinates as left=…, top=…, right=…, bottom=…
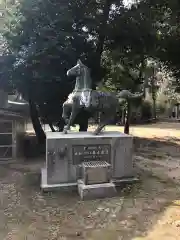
left=62, top=60, right=144, bottom=135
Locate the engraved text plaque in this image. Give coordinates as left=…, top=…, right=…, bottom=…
left=72, top=144, right=111, bottom=165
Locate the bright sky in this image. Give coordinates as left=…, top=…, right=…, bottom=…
left=123, top=0, right=135, bottom=7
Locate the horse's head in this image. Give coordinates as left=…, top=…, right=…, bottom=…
left=67, top=59, right=87, bottom=77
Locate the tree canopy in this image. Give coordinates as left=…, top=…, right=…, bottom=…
left=1, top=0, right=180, bottom=139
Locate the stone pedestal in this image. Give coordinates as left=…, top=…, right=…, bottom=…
left=41, top=131, right=135, bottom=192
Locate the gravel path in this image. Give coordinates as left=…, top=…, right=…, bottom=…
left=1, top=162, right=179, bottom=240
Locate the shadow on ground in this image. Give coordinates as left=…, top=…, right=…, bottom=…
left=134, top=135, right=180, bottom=158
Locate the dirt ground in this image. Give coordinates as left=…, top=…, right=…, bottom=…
left=1, top=122, right=180, bottom=240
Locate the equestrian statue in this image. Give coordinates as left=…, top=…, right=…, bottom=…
left=62, top=59, right=145, bottom=135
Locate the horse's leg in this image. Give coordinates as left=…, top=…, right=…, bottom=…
left=62, top=102, right=71, bottom=125
left=63, top=103, right=80, bottom=134
left=79, top=119, right=88, bottom=131
left=79, top=110, right=89, bottom=132
left=56, top=119, right=65, bottom=132
left=93, top=107, right=116, bottom=135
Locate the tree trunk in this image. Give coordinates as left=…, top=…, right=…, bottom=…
left=151, top=70, right=157, bottom=119
left=29, top=98, right=45, bottom=144
left=96, top=0, right=112, bottom=57
left=122, top=109, right=126, bottom=124
left=124, top=101, right=131, bottom=134
left=48, top=123, right=56, bottom=132
left=152, top=97, right=157, bottom=119
left=177, top=105, right=179, bottom=119
left=138, top=56, right=146, bottom=82
left=152, top=83, right=157, bottom=119
left=74, top=1, right=112, bottom=131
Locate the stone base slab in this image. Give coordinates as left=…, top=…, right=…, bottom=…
left=77, top=179, right=117, bottom=200
left=41, top=168, right=77, bottom=192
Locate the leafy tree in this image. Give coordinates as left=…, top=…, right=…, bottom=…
left=144, top=59, right=161, bottom=119
left=5, top=0, right=180, bottom=139
left=4, top=0, right=122, bottom=142
left=0, top=1, right=138, bottom=138
left=138, top=0, right=180, bottom=85
left=102, top=50, right=147, bottom=133
left=156, top=67, right=180, bottom=117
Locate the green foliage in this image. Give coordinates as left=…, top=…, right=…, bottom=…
left=2, top=0, right=126, bottom=135
left=139, top=0, right=180, bottom=82
left=102, top=50, right=146, bottom=93
left=0, top=54, right=16, bottom=91
left=3, top=0, right=108, bottom=126
left=157, top=103, right=166, bottom=115
left=156, top=67, right=180, bottom=108
left=4, top=0, right=124, bottom=93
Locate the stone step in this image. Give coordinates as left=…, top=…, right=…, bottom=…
left=77, top=179, right=117, bottom=200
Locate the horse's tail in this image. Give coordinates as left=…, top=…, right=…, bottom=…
left=116, top=90, right=144, bottom=100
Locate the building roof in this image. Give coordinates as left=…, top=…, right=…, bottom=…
left=0, top=109, right=26, bottom=119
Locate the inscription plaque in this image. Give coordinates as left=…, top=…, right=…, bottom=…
left=72, top=144, right=111, bottom=165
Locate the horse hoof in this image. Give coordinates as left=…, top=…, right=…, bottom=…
left=63, top=129, right=68, bottom=134
left=93, top=130, right=100, bottom=135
